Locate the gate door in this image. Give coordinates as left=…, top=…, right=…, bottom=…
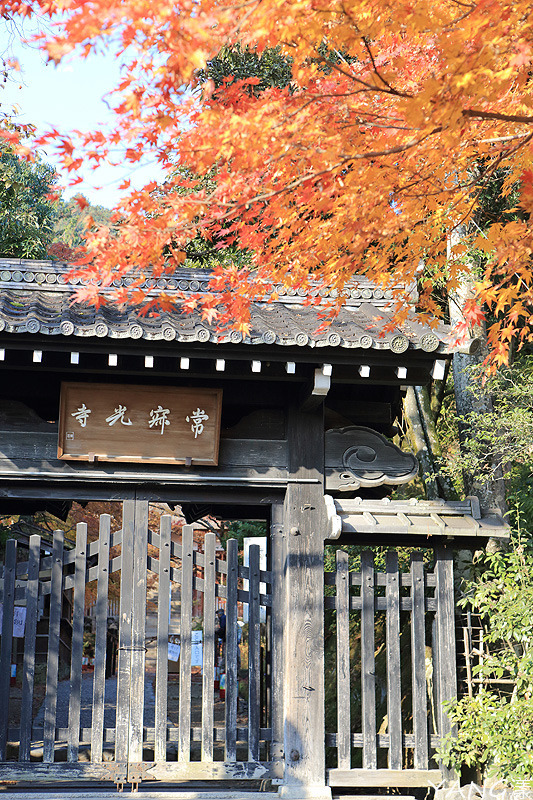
left=325, top=547, right=456, bottom=789
left=0, top=500, right=281, bottom=788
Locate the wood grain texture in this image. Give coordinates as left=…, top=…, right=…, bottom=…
left=43, top=530, right=64, bottom=763
left=0, top=539, right=16, bottom=761
left=67, top=522, right=88, bottom=762
left=327, top=769, right=442, bottom=787
left=248, top=544, right=261, bottom=762
left=410, top=553, right=428, bottom=770
left=58, top=383, right=223, bottom=465
left=335, top=549, right=351, bottom=770
left=91, top=514, right=111, bottom=763
left=283, top=404, right=328, bottom=792
left=115, top=501, right=135, bottom=763
left=128, top=501, right=149, bottom=762
left=201, top=532, right=216, bottom=762
left=385, top=550, right=402, bottom=770
left=361, top=551, right=377, bottom=770
left=435, top=545, right=458, bottom=784
left=155, top=515, right=171, bottom=763
left=179, top=524, right=194, bottom=762
left=19, top=535, right=40, bottom=762
left=225, top=538, right=239, bottom=762
left=269, top=502, right=285, bottom=764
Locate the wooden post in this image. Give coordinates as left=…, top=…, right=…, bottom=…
left=270, top=502, right=285, bottom=765
left=435, top=545, right=459, bottom=786
left=280, top=404, right=331, bottom=799
left=128, top=500, right=149, bottom=763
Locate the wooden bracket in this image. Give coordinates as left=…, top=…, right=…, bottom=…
left=300, top=367, right=331, bottom=411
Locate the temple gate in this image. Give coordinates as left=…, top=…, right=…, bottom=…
left=0, top=259, right=508, bottom=795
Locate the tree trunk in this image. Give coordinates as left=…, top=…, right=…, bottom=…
left=448, top=249, right=507, bottom=552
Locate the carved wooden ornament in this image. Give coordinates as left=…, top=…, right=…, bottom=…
left=325, top=426, right=418, bottom=492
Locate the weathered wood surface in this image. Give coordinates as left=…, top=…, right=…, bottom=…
left=328, top=547, right=455, bottom=779
left=247, top=544, right=261, bottom=762
left=133, top=760, right=284, bottom=781
left=361, top=551, right=377, bottom=770
left=43, top=530, right=64, bottom=763
left=410, top=553, right=428, bottom=770
left=128, top=501, right=149, bottom=762
left=17, top=724, right=273, bottom=744
left=325, top=426, right=418, bottom=491
left=335, top=549, right=351, bottom=770
left=0, top=501, right=281, bottom=788
left=67, top=522, right=88, bottom=762
left=283, top=404, right=328, bottom=792
left=201, top=532, right=216, bottom=763
left=115, top=502, right=135, bottom=763
left=91, top=514, right=111, bottom=763
left=19, top=534, right=40, bottom=762
left=269, top=502, right=285, bottom=764
left=327, top=769, right=443, bottom=787
left=385, top=551, right=402, bottom=770
left=225, top=538, right=239, bottom=762
left=325, top=732, right=441, bottom=748
left=435, top=545, right=458, bottom=784
left=0, top=763, right=128, bottom=782
left=155, top=515, right=171, bottom=763
left=0, top=430, right=287, bottom=467
left=58, top=383, right=223, bottom=466
left=0, top=539, right=16, bottom=761
left=179, top=524, right=194, bottom=762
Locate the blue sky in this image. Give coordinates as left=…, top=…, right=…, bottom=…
left=1, top=20, right=164, bottom=208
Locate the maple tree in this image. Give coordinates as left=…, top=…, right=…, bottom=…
left=2, top=0, right=533, bottom=362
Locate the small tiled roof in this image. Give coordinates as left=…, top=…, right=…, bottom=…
left=0, top=258, right=463, bottom=354
left=330, top=496, right=509, bottom=540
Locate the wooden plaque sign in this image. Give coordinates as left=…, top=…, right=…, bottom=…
left=58, top=382, right=222, bottom=465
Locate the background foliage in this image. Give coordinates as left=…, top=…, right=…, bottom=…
left=0, top=144, right=56, bottom=258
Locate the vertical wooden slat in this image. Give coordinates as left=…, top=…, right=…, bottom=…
left=225, top=538, right=239, bottom=762
left=202, top=532, right=216, bottom=762
left=67, top=522, right=88, bottom=762
left=248, top=544, right=261, bottom=761
left=115, top=500, right=135, bottom=763
left=43, top=530, right=64, bottom=763
left=19, top=534, right=41, bottom=762
left=336, top=549, right=351, bottom=770
left=361, top=550, right=377, bottom=769
left=410, top=551, right=428, bottom=769
left=435, top=545, right=457, bottom=783
left=386, top=550, right=403, bottom=770
left=269, top=503, right=285, bottom=764
left=178, top=524, right=193, bottom=762
left=91, top=514, right=111, bottom=762
left=129, top=500, right=149, bottom=762
left=0, top=539, right=16, bottom=760
left=155, top=515, right=171, bottom=763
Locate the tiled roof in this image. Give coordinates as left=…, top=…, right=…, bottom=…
left=0, top=258, right=463, bottom=354
left=331, top=497, right=509, bottom=540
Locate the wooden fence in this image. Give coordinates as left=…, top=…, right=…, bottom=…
left=0, top=507, right=458, bottom=791
left=0, top=503, right=278, bottom=788
left=325, top=547, right=456, bottom=788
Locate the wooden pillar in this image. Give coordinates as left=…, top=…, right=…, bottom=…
left=280, top=404, right=331, bottom=799
left=435, top=544, right=459, bottom=787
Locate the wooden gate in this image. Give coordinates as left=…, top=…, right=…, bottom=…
left=0, top=501, right=280, bottom=789
left=325, top=546, right=456, bottom=789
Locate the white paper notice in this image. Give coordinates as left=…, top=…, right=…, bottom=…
left=191, top=630, right=203, bottom=667
left=168, top=639, right=181, bottom=662
left=0, top=605, right=27, bottom=638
